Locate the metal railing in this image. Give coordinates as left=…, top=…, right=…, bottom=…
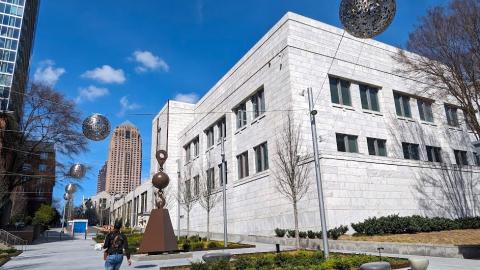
left=0, top=229, right=28, bottom=251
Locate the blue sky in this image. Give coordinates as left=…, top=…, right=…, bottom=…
left=29, top=0, right=450, bottom=205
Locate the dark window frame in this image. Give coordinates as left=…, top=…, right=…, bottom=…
left=336, top=133, right=358, bottom=153
left=367, top=137, right=387, bottom=156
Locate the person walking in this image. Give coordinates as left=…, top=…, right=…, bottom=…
left=103, top=220, right=132, bottom=270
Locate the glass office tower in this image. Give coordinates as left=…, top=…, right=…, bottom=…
left=0, top=0, right=39, bottom=119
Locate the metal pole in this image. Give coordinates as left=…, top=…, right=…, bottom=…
left=307, top=87, right=330, bottom=257
left=61, top=200, right=66, bottom=236
left=221, top=138, right=228, bottom=248
left=177, top=159, right=181, bottom=240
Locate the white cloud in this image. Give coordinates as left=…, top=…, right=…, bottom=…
left=33, top=60, right=66, bottom=86
left=117, top=96, right=141, bottom=117
left=132, top=50, right=169, bottom=73
left=174, top=92, right=199, bottom=104
left=82, top=65, right=126, bottom=84
left=74, top=85, right=109, bottom=103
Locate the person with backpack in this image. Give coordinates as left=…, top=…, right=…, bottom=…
left=103, top=220, right=132, bottom=270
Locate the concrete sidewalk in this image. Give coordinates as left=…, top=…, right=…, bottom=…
left=2, top=229, right=479, bottom=269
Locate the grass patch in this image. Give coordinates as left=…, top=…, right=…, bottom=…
left=0, top=248, right=21, bottom=267
left=163, top=250, right=409, bottom=270
left=340, top=229, right=480, bottom=245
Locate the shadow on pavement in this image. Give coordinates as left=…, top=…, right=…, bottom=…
left=134, top=265, right=158, bottom=269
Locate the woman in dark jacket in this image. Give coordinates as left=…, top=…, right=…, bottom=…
left=103, top=220, right=132, bottom=270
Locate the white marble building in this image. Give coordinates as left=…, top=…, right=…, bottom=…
left=95, top=12, right=480, bottom=236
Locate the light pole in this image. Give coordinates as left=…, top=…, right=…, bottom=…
left=307, top=87, right=330, bottom=257
left=177, top=159, right=181, bottom=240
left=220, top=137, right=228, bottom=248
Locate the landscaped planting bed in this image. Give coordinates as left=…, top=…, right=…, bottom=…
left=93, top=231, right=254, bottom=254
left=162, top=250, right=409, bottom=270
left=0, top=248, right=21, bottom=267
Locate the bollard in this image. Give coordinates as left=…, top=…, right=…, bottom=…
left=276, top=243, right=280, bottom=253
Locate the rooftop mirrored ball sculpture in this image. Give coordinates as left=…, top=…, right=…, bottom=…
left=82, top=113, right=111, bottom=141
left=339, top=0, right=396, bottom=39
left=68, top=163, right=86, bottom=179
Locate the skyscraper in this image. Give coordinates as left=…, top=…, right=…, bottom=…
left=0, top=0, right=40, bottom=117
left=97, top=161, right=107, bottom=193
left=105, top=121, right=142, bottom=195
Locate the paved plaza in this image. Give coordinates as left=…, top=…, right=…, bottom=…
left=2, top=229, right=480, bottom=270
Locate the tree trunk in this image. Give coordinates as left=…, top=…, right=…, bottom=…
left=293, top=200, right=300, bottom=250
left=187, top=208, right=190, bottom=237
left=207, top=210, right=210, bottom=241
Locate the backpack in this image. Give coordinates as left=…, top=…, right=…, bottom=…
left=111, top=233, right=124, bottom=250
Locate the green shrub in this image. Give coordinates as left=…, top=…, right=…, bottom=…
left=351, top=214, right=480, bottom=236
left=189, top=234, right=201, bottom=242
left=32, top=204, right=56, bottom=226
left=201, top=237, right=207, bottom=241
left=233, top=256, right=251, bottom=270
left=191, top=241, right=205, bottom=250
left=307, top=230, right=316, bottom=239
left=287, top=229, right=295, bottom=238
left=209, top=259, right=231, bottom=270
left=274, top=228, right=286, bottom=237
left=207, top=241, right=221, bottom=249
left=0, top=248, right=17, bottom=254
left=182, top=240, right=191, bottom=251
left=254, top=254, right=274, bottom=269
left=299, top=231, right=307, bottom=238
left=190, top=261, right=208, bottom=270
left=327, top=226, right=348, bottom=240
left=315, top=231, right=323, bottom=239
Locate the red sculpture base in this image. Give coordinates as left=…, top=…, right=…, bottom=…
left=138, top=209, right=178, bottom=254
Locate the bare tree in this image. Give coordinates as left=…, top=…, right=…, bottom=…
left=273, top=113, right=311, bottom=249
left=396, top=0, right=480, bottom=139
left=0, top=83, right=88, bottom=222
left=179, top=165, right=198, bottom=237
left=197, top=160, right=220, bottom=241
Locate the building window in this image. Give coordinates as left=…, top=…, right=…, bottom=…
left=445, top=105, right=459, bottom=127
left=454, top=150, right=468, bottom=166
left=22, top=163, right=31, bottom=172
left=39, top=152, right=48, bottom=160
left=125, top=130, right=130, bottom=139
left=237, top=151, right=249, bottom=179
left=252, top=88, right=265, bottom=118
left=426, top=146, right=442, bottom=162
left=235, top=103, right=247, bottom=129
left=336, top=133, right=358, bottom=153
left=205, top=126, right=214, bottom=148
left=218, top=162, right=227, bottom=186
left=474, top=153, right=480, bottom=166
left=329, top=77, right=351, bottom=106
left=394, top=92, right=412, bottom=118
left=402, top=142, right=420, bottom=160
left=254, top=142, right=269, bottom=172
left=206, top=168, right=215, bottom=191
left=184, top=144, right=191, bottom=162
left=156, top=119, right=161, bottom=151
left=367, top=138, right=387, bottom=156
left=192, top=137, right=199, bottom=157
left=38, top=164, right=47, bottom=173
left=193, top=175, right=199, bottom=197
left=185, top=179, right=191, bottom=200
left=360, top=84, right=380, bottom=111
left=217, top=117, right=226, bottom=141
left=418, top=99, right=434, bottom=122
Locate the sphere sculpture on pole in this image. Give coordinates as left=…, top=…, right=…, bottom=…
left=68, top=163, right=86, bottom=179
left=65, top=183, right=77, bottom=194
left=339, top=0, right=396, bottom=39
left=63, top=192, right=72, bottom=201
left=82, top=113, right=111, bottom=141
left=152, top=150, right=170, bottom=209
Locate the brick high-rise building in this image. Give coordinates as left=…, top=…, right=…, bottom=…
left=105, top=121, right=142, bottom=195
left=97, top=161, right=107, bottom=193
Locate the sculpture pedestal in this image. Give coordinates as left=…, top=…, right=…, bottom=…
left=138, top=209, right=177, bottom=254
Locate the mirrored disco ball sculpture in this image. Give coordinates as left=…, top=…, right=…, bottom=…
left=63, top=192, right=72, bottom=200
left=339, top=0, right=396, bottom=39
left=82, top=113, right=111, bottom=141
left=65, top=183, right=76, bottom=194
left=69, top=163, right=86, bottom=179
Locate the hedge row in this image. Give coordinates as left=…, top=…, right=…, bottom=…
left=351, top=215, right=480, bottom=236
left=274, top=225, right=348, bottom=240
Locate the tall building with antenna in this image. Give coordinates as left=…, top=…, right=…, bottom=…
left=105, top=121, right=142, bottom=195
